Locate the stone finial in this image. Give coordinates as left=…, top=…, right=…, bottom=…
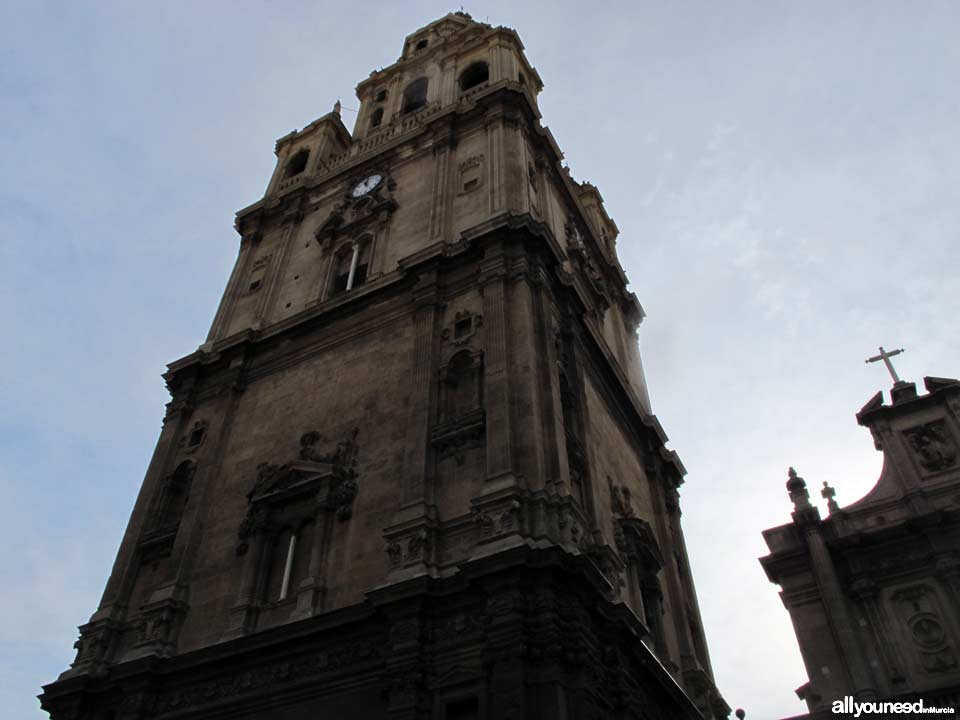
left=735, top=710, right=746, bottom=720
left=821, top=481, right=840, bottom=515
left=786, top=467, right=811, bottom=511
left=333, top=99, right=342, bottom=115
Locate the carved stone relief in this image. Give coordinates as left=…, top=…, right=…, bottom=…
left=903, top=421, right=957, bottom=473
left=608, top=477, right=635, bottom=519
left=458, top=155, right=484, bottom=194
left=385, top=528, right=434, bottom=569
left=247, top=254, right=272, bottom=294
left=440, top=309, right=483, bottom=347
left=892, top=584, right=959, bottom=675
left=313, top=171, right=398, bottom=248
left=236, top=428, right=360, bottom=554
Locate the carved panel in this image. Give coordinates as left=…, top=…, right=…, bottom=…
left=247, top=254, right=272, bottom=293
left=458, top=154, right=484, bottom=194
left=903, top=420, right=958, bottom=473
left=892, top=584, right=959, bottom=675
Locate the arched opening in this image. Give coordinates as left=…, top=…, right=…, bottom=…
left=415, top=38, right=429, bottom=51
left=459, top=61, right=489, bottom=92
left=157, top=461, right=196, bottom=532
left=401, top=77, right=429, bottom=114
left=369, top=107, right=384, bottom=129
left=441, top=349, right=483, bottom=422
left=374, top=89, right=388, bottom=103
left=285, top=148, right=309, bottom=177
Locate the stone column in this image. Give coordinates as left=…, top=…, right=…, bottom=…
left=96, top=377, right=196, bottom=616
left=401, top=270, right=440, bottom=506
left=851, top=578, right=907, bottom=692
left=429, top=122, right=454, bottom=242
left=223, top=527, right=267, bottom=640
left=480, top=244, right=513, bottom=482
left=254, top=216, right=298, bottom=325
left=803, top=525, right=878, bottom=699
left=649, top=482, right=693, bottom=676
left=168, top=371, right=245, bottom=584
left=294, top=508, right=333, bottom=619
left=207, top=232, right=257, bottom=342
left=531, top=264, right=563, bottom=493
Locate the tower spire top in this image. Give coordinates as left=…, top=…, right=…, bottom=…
left=865, top=345, right=905, bottom=384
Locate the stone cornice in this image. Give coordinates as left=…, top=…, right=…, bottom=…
left=856, top=376, right=960, bottom=426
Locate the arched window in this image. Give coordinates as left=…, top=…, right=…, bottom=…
left=415, top=38, right=429, bottom=51
left=459, top=61, right=489, bottom=92
left=330, top=238, right=372, bottom=296
left=440, top=349, right=483, bottom=423
left=157, top=461, right=196, bottom=532
left=374, top=89, right=388, bottom=103
left=369, top=107, right=384, bottom=129
left=285, top=148, right=309, bottom=177
left=402, top=77, right=429, bottom=114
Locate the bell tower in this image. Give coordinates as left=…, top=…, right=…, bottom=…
left=41, top=13, right=727, bottom=720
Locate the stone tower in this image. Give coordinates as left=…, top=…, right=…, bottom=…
left=761, top=376, right=960, bottom=717
left=41, top=14, right=728, bottom=720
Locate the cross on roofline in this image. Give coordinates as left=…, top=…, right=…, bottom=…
left=865, top=346, right=905, bottom=384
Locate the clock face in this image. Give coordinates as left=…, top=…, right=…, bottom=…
left=351, top=173, right=383, bottom=198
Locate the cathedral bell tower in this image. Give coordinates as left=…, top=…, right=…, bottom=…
left=41, top=13, right=728, bottom=720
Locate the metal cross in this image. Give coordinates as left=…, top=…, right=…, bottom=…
left=865, top=346, right=905, bottom=383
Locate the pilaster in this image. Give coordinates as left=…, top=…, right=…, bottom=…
left=479, top=243, right=513, bottom=482
left=400, top=269, right=441, bottom=506
left=803, top=523, right=879, bottom=699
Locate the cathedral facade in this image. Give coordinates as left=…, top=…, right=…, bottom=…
left=41, top=14, right=728, bottom=720
left=762, top=376, right=960, bottom=718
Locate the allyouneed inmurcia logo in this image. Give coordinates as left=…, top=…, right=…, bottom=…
left=832, top=697, right=957, bottom=716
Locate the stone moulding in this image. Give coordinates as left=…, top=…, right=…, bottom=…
left=41, top=547, right=707, bottom=720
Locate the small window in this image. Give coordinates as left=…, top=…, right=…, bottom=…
left=374, top=89, right=387, bottom=103
left=402, top=77, right=429, bottom=114
left=330, top=239, right=372, bottom=296
left=454, top=317, right=472, bottom=340
left=459, top=61, right=489, bottom=92
left=518, top=72, right=526, bottom=85
left=415, top=38, right=429, bottom=51
left=369, top=107, right=384, bottom=128
left=157, top=461, right=196, bottom=533
left=188, top=426, right=205, bottom=447
left=463, top=178, right=479, bottom=192
left=285, top=148, right=309, bottom=177
left=248, top=279, right=261, bottom=292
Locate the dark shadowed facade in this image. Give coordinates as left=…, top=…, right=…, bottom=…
left=41, top=14, right=728, bottom=720
left=761, top=376, right=960, bottom=718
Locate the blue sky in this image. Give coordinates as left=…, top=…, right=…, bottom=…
left=2, top=2, right=958, bottom=718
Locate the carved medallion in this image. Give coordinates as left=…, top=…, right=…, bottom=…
left=903, top=421, right=957, bottom=473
